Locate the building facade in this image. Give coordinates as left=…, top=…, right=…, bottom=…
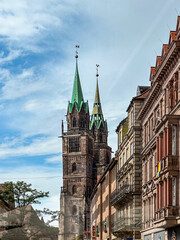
left=91, top=157, right=117, bottom=240
left=111, top=87, right=149, bottom=240
left=59, top=59, right=111, bottom=240
left=137, top=16, right=180, bottom=240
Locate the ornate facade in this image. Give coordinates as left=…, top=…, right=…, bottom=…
left=59, top=59, right=111, bottom=240
left=111, top=87, right=149, bottom=240
left=137, top=16, right=180, bottom=240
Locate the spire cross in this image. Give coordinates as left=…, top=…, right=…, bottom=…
left=75, top=45, right=80, bottom=59
left=96, top=64, right=99, bottom=79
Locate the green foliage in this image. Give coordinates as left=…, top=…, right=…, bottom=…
left=0, top=181, right=49, bottom=207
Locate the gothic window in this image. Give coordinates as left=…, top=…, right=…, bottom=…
left=99, top=134, right=103, bottom=143
left=80, top=118, right=85, bottom=128
left=69, top=137, right=80, bottom=152
left=72, top=162, right=76, bottom=172
left=72, top=185, right=77, bottom=195
left=73, top=118, right=76, bottom=127
left=72, top=205, right=77, bottom=215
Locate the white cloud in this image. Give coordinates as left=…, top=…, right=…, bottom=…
left=45, top=155, right=61, bottom=164
left=0, top=49, right=22, bottom=64
left=0, top=136, right=60, bottom=159
left=0, top=0, right=81, bottom=52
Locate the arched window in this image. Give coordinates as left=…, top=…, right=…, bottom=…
left=72, top=205, right=77, bottom=215
left=99, top=133, right=103, bottom=143
left=80, top=119, right=85, bottom=128
left=72, top=185, right=77, bottom=195
left=72, top=162, right=76, bottom=172
left=73, top=118, right=76, bottom=127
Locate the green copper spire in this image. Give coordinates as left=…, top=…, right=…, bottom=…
left=90, top=65, right=107, bottom=130
left=68, top=46, right=88, bottom=114
left=71, top=61, right=84, bottom=104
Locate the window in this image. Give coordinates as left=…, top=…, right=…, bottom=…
left=72, top=185, right=77, bottom=194
left=72, top=162, right=76, bottom=172
left=73, top=118, right=76, bottom=127
left=80, top=118, right=85, bottom=128
left=119, top=157, right=122, bottom=169
left=99, top=134, right=103, bottom=143
left=172, top=126, right=177, bottom=156
left=123, top=153, right=125, bottom=165
left=149, top=158, right=152, bottom=180
left=72, top=205, right=77, bottom=215
left=172, top=177, right=176, bottom=206
left=69, top=137, right=80, bottom=152
left=130, top=142, right=133, bottom=156
left=126, top=147, right=129, bottom=160
left=131, top=110, right=134, bottom=126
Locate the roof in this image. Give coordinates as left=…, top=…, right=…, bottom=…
left=136, top=86, right=150, bottom=96
left=68, top=61, right=88, bottom=113
left=126, top=86, right=150, bottom=112
left=92, top=79, right=102, bottom=115
left=90, top=79, right=107, bottom=130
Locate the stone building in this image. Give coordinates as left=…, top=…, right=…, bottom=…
left=90, top=157, right=117, bottom=240
left=137, top=16, right=180, bottom=240
left=59, top=58, right=111, bottom=240
left=111, top=87, right=149, bottom=240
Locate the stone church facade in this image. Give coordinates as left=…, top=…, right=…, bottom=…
left=59, top=59, right=111, bottom=240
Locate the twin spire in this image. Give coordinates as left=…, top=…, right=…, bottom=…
left=69, top=46, right=106, bottom=130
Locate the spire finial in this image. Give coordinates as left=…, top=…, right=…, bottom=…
left=96, top=64, right=99, bottom=80
left=75, top=45, right=80, bottom=59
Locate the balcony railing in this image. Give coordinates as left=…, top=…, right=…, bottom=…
left=111, top=184, right=133, bottom=207
left=111, top=217, right=141, bottom=233
left=161, top=155, right=179, bottom=173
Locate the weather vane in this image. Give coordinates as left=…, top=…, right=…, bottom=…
left=75, top=45, right=80, bottom=59
left=96, top=64, right=99, bottom=79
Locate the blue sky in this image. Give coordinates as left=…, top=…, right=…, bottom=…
left=0, top=0, right=180, bottom=225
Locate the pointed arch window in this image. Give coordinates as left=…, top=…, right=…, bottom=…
left=80, top=118, right=85, bottom=128
left=72, top=162, right=77, bottom=172
left=72, top=185, right=77, bottom=195
left=99, top=133, right=103, bottom=143
left=73, top=118, right=76, bottom=127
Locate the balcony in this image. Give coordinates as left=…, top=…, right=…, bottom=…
left=111, top=184, right=133, bottom=208
left=154, top=206, right=179, bottom=228
left=161, top=155, right=179, bottom=174
left=111, top=217, right=141, bottom=235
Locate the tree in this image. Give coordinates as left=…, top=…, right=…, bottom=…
left=0, top=181, right=49, bottom=207
left=0, top=181, right=59, bottom=240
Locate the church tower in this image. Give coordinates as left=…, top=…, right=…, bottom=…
left=59, top=47, right=94, bottom=240
left=90, top=65, right=111, bottom=181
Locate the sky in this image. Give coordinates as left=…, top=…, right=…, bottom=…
left=0, top=0, right=180, bottom=226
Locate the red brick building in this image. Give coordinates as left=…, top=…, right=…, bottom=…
left=137, top=16, right=180, bottom=240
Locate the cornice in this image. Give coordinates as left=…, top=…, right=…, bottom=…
left=137, top=40, right=180, bottom=120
